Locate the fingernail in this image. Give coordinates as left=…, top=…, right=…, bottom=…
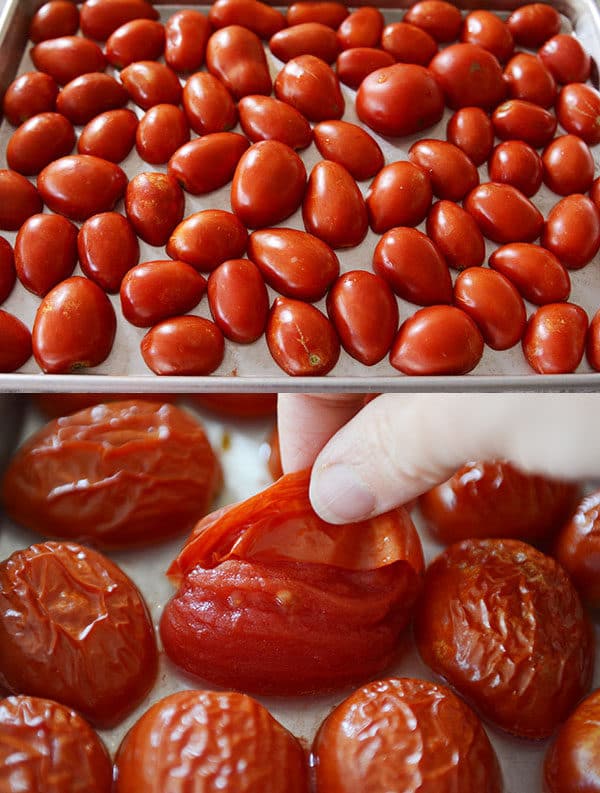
left=310, top=464, right=376, bottom=523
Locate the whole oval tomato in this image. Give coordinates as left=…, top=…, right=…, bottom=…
left=461, top=10, right=514, bottom=63
left=0, top=541, right=158, bottom=727
left=556, top=83, right=600, bottom=145
left=429, top=43, right=505, bottom=110
left=32, top=276, right=117, bottom=373
left=587, top=308, right=600, bottom=371
left=125, top=171, right=184, bottom=246
left=446, top=106, right=494, bottom=166
left=0, top=696, right=112, bottom=793
left=507, top=3, right=561, bottom=48
left=488, top=140, right=543, bottom=197
left=303, top=160, right=367, bottom=249
left=454, top=267, right=526, bottom=349
left=380, top=22, right=438, bottom=65
left=78, top=212, right=139, bottom=293
left=115, top=690, right=309, bottom=793
left=209, top=0, right=285, bottom=38
left=420, top=460, right=580, bottom=545
left=356, top=63, right=444, bottom=137
left=366, top=161, right=433, bottom=233
left=136, top=104, right=189, bottom=165
left=542, top=194, right=600, bottom=269
left=415, top=538, right=593, bottom=739
left=404, top=0, right=462, bottom=41
left=326, top=270, right=399, bottom=365
left=167, top=209, right=248, bottom=271
left=464, top=182, right=543, bottom=243
left=79, top=0, right=158, bottom=40
left=248, top=227, right=339, bottom=301
left=239, top=94, right=312, bottom=149
left=182, top=71, right=237, bottom=135
left=231, top=140, right=307, bottom=229
left=169, top=132, right=249, bottom=195
left=314, top=677, right=502, bottom=793
left=0, top=169, right=43, bottom=231
left=141, top=316, right=225, bottom=375
left=489, top=243, right=571, bottom=305
left=15, top=213, right=78, bottom=296
left=188, top=393, right=277, bottom=419
left=121, top=259, right=206, bottom=327
left=206, top=25, right=271, bottom=99
left=0, top=310, right=32, bottom=372
left=542, top=135, right=594, bottom=196
left=337, top=6, right=384, bottom=49
left=336, top=47, right=395, bottom=89
left=2, top=71, right=58, bottom=126
left=106, top=18, right=166, bottom=68
left=78, top=108, right=138, bottom=162
left=373, top=227, right=452, bottom=306
left=6, top=112, right=75, bottom=176
left=492, top=98, right=557, bottom=147
left=207, top=258, right=269, bottom=342
left=267, top=297, right=340, bottom=375
left=287, top=1, right=348, bottom=28
left=0, top=237, right=15, bottom=304
left=165, top=9, right=211, bottom=73
left=555, top=491, right=600, bottom=608
left=313, top=120, right=383, bottom=180
left=120, top=60, right=182, bottom=110
left=270, top=22, right=339, bottom=63
left=538, top=33, right=591, bottom=84
left=29, top=1, right=80, bottom=43
left=30, top=36, right=106, bottom=85
left=522, top=302, right=588, bottom=374
left=390, top=305, right=484, bottom=375
left=545, top=689, right=600, bottom=793
left=409, top=139, right=479, bottom=201
left=503, top=52, right=556, bottom=108
left=275, top=54, right=344, bottom=121
left=426, top=200, right=485, bottom=270
left=56, top=73, right=129, bottom=125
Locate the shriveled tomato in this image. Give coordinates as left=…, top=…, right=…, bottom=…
left=32, top=276, right=116, bottom=373
left=556, top=83, right=600, bottom=145
left=380, top=22, right=438, bottom=65
left=29, top=1, right=80, bottom=43
left=420, top=460, right=580, bottom=545
left=0, top=238, right=15, bottom=305
left=542, top=134, right=594, bottom=196
left=275, top=54, right=344, bottom=121
left=0, top=311, right=32, bottom=373
left=587, top=308, right=600, bottom=371
left=426, top=200, right=485, bottom=270
left=287, top=1, right=348, bottom=28
left=464, top=182, right=543, bottom=243
left=189, top=393, right=277, bottom=418
left=182, top=71, right=237, bottom=135
left=461, top=10, right=513, bottom=63
left=0, top=169, right=43, bottom=231
left=167, top=209, right=248, bottom=271
left=79, top=0, right=158, bottom=40
left=409, top=139, right=479, bottom=201
left=239, top=94, right=312, bottom=149
left=2, top=71, right=58, bottom=126
left=429, top=44, right=505, bottom=110
left=169, top=132, right=249, bottom=195
left=492, top=98, right=557, bottom=147
left=326, top=270, right=399, bottom=365
left=115, top=691, right=309, bottom=793
left=390, top=305, right=484, bottom=375
left=555, top=490, right=600, bottom=608
left=337, top=6, right=384, bottom=49
left=267, top=297, right=340, bottom=375
left=488, top=140, right=542, bottom=197
left=415, top=538, right=593, bottom=739
left=446, top=106, right=494, bottom=166
left=120, top=60, right=182, bottom=109
left=303, top=160, right=367, bottom=248
left=165, top=9, right=211, bottom=73
left=206, top=25, right=271, bottom=99
left=0, top=696, right=112, bottom=793
left=121, top=260, right=206, bottom=328
left=489, top=243, right=571, bottom=305
left=507, top=3, right=561, bottom=48
left=314, top=677, right=502, bottom=793
left=545, top=689, right=600, bottom=793
left=15, top=213, right=77, bottom=296
left=542, top=194, right=600, bottom=269
left=503, top=52, right=556, bottom=108
left=141, top=316, right=225, bottom=376
left=56, top=73, right=129, bottom=125
left=336, top=47, right=395, bottom=89
left=0, top=541, right=158, bottom=727
left=538, top=34, right=591, bottom=84
left=523, top=302, right=588, bottom=374
left=366, top=161, right=433, bottom=233
left=125, top=171, right=184, bottom=246
left=30, top=36, right=106, bottom=85
left=78, top=212, right=139, bottom=293
left=270, top=22, right=339, bottom=63
left=6, top=112, right=75, bottom=176
left=77, top=108, right=138, bottom=162
left=207, top=258, right=268, bottom=342
left=313, top=120, right=383, bottom=180
left=209, top=0, right=286, bottom=39
left=136, top=104, right=189, bottom=165
left=106, top=18, right=166, bottom=68
left=404, top=0, right=462, bottom=42
left=162, top=470, right=424, bottom=693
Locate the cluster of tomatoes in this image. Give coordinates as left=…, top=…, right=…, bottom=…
left=2, top=0, right=600, bottom=377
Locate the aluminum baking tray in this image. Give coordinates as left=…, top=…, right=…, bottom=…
left=2, top=0, right=600, bottom=392
left=0, top=393, right=598, bottom=791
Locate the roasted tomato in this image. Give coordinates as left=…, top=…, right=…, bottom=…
left=337, top=6, right=384, bottom=49
left=415, top=538, right=594, bottom=739
left=312, top=120, right=383, bottom=181
left=161, top=470, right=424, bottom=695
left=165, top=9, right=211, bottom=73
left=408, top=139, right=479, bottom=202
left=56, top=73, right=129, bottom=125
left=446, top=107, right=494, bottom=166
left=313, top=678, right=502, bottom=793
left=426, top=200, right=485, bottom=270
left=106, top=18, right=166, bottom=68
left=336, top=47, right=395, bottom=89
left=2, top=401, right=222, bottom=549
left=366, top=161, right=433, bottom=233
left=15, top=213, right=78, bottom=297
left=464, top=182, right=543, bottom=244
left=167, top=209, right=248, bottom=271
left=30, top=36, right=106, bottom=85
left=462, top=10, right=513, bottom=63
left=302, top=160, right=367, bottom=249
left=269, top=22, right=340, bottom=63
left=182, top=71, right=238, bottom=136
left=0, top=541, right=158, bottom=728
left=136, top=104, right=190, bottom=165
left=554, top=490, right=600, bottom=608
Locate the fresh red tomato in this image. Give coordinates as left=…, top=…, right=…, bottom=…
left=30, top=36, right=106, bottom=85
left=373, top=227, right=452, bottom=306
left=522, top=302, right=588, bottom=374
left=464, top=182, right=543, bottom=243
left=542, top=135, right=594, bottom=195
left=337, top=6, right=384, bottom=49
left=503, top=52, right=556, bottom=108
left=492, top=99, right=557, bottom=147
left=188, top=393, right=277, bottom=418
left=239, top=94, right=312, bottom=149
left=0, top=541, right=158, bottom=727
left=0, top=311, right=32, bottom=372
left=404, top=0, right=462, bottom=42
left=169, top=132, right=249, bottom=195
left=366, top=161, right=433, bottom=233
left=56, top=73, right=129, bottom=125
left=32, top=276, right=117, bottom=373
left=0, top=169, right=43, bottom=231
left=313, top=120, right=383, bottom=180
left=545, top=689, right=600, bottom=793
left=29, top=1, right=80, bottom=43
left=446, top=106, right=494, bottom=166
left=121, top=260, right=207, bottom=327
left=429, top=43, right=506, bottom=110
left=248, top=227, right=339, bottom=301
left=0, top=696, right=112, bottom=793
left=141, top=316, right=225, bottom=375
left=78, top=108, right=138, bottom=162
left=270, top=22, right=339, bottom=63
left=136, top=104, right=189, bottom=164
left=556, top=83, right=600, bottom=145
left=207, top=258, right=269, bottom=342
left=507, top=3, right=561, bottom=48
left=165, top=9, right=211, bottom=73
left=6, top=112, right=75, bottom=176
left=267, top=297, right=340, bottom=375
left=78, top=212, right=139, bottom=293
left=114, top=691, right=309, bottom=793
left=426, top=200, right=486, bottom=270
left=209, top=0, right=286, bottom=39
left=274, top=54, right=344, bottom=121
left=206, top=25, right=271, bottom=99
left=2, top=71, right=58, bottom=126
left=489, top=243, right=571, bottom=305
left=390, top=305, right=484, bottom=375
left=409, top=139, right=479, bottom=201
left=120, top=60, right=182, bottom=109
left=538, top=34, right=591, bottom=84
left=302, top=160, right=367, bottom=248
left=555, top=491, right=600, bottom=608
left=488, top=140, right=543, bottom=197
left=461, top=10, right=514, bottom=63
left=167, top=209, right=248, bottom=271
left=0, top=238, right=15, bottom=304
left=287, top=1, right=348, bottom=28
left=79, top=0, right=158, bottom=40
left=15, top=213, right=78, bottom=296
left=587, top=307, right=600, bottom=371
left=326, top=270, right=399, bottom=365
left=314, top=677, right=502, bottom=793
left=125, top=171, right=184, bottom=246
left=335, top=47, right=395, bottom=89
left=182, top=71, right=237, bottom=135
left=542, top=194, right=600, bottom=269
left=380, top=22, right=438, bottom=65
left=106, top=18, right=166, bottom=68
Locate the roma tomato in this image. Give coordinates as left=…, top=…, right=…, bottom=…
left=488, top=140, right=543, bottom=197
left=523, top=302, right=588, bottom=374
left=314, top=678, right=502, bottom=793
left=239, top=95, right=312, bottom=149
left=2, top=71, right=58, bottom=126
left=588, top=308, right=600, bottom=371
left=326, top=270, right=399, bottom=365
left=0, top=311, right=32, bottom=372
left=492, top=98, right=557, bottom=147
left=555, top=491, right=600, bottom=608
left=141, top=316, right=225, bottom=376
left=0, top=237, right=15, bottom=304
left=503, top=52, right=556, bottom=108
left=165, top=9, right=211, bottom=73
left=207, top=258, right=269, bottom=342
left=270, top=22, right=339, bottom=63
left=373, top=227, right=452, bottom=306
left=420, top=460, right=580, bottom=545
left=390, top=305, right=484, bottom=375
left=287, top=1, right=348, bottom=28
left=120, top=61, right=182, bottom=110
left=335, top=47, right=395, bottom=89
left=409, top=139, right=479, bottom=201
left=231, top=140, right=307, bottom=229
left=209, top=0, right=286, bottom=39
left=29, top=1, right=80, bottom=43
left=415, top=538, right=593, bottom=739
left=556, top=83, right=600, bottom=145
left=545, top=689, right=600, bottom=793
left=136, top=104, right=189, bottom=164
left=0, top=169, right=43, bottom=231
left=167, top=209, right=248, bottom=271
left=461, top=10, right=514, bottom=63
left=446, top=107, right=494, bottom=167
left=32, top=276, right=117, bottom=373
left=538, top=34, right=591, bottom=84
left=206, top=25, right=271, bottom=99
left=15, top=213, right=78, bottom=296
left=169, top=132, right=249, bottom=195
left=542, top=135, right=594, bottom=195
left=121, top=260, right=207, bottom=327
left=507, top=3, right=561, bottom=48
left=248, top=227, right=339, bottom=301
left=125, top=171, right=184, bottom=247
left=542, top=194, right=600, bottom=269
left=30, top=36, right=106, bottom=85
left=114, top=691, right=309, bottom=793
left=274, top=54, right=344, bottom=121
left=426, top=200, right=485, bottom=270
left=78, top=212, right=139, bottom=293
left=380, top=22, right=438, bottom=66
left=489, top=243, right=571, bottom=305
left=0, top=541, right=158, bottom=727
left=6, top=112, right=75, bottom=176
left=106, top=19, right=166, bottom=68
left=429, top=43, right=505, bottom=110
left=404, top=0, right=462, bottom=42
left=79, top=0, right=158, bottom=40
left=313, top=120, right=383, bottom=180
left=366, top=161, right=433, bottom=233
left=182, top=71, right=237, bottom=135
left=267, top=297, right=340, bottom=375
left=0, top=696, right=112, bottom=793
left=56, top=73, right=129, bottom=125
left=464, top=182, right=543, bottom=243
left=78, top=108, right=138, bottom=162
left=337, top=6, right=384, bottom=49
left=356, top=63, right=444, bottom=137
left=302, top=160, right=367, bottom=248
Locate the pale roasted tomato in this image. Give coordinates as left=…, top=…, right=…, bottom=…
left=555, top=490, right=600, bottom=608
left=545, top=689, right=600, bottom=793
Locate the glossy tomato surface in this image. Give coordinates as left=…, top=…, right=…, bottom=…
left=545, top=688, right=600, bottom=793
left=403, top=0, right=461, bottom=41
left=337, top=6, right=384, bottom=49
left=538, top=33, right=591, bottom=84
left=79, top=0, right=159, bottom=41
left=429, top=43, right=505, bottom=109
left=523, top=302, right=588, bottom=374
left=464, top=182, right=543, bottom=243
left=302, top=160, right=367, bottom=248
left=409, top=139, right=479, bottom=201
left=55, top=73, right=129, bottom=125
left=0, top=310, right=32, bottom=373
left=182, top=71, right=238, bottom=136
left=207, top=258, right=269, bottom=342
left=2, top=71, right=59, bottom=126
left=380, top=21, right=438, bottom=65
left=426, top=200, right=486, bottom=270
left=507, top=3, right=561, bottom=48
left=106, top=18, right=166, bottom=68
left=446, top=107, right=494, bottom=166
left=366, top=161, right=432, bottom=233
left=121, top=260, right=206, bottom=328
left=274, top=54, right=344, bottom=121
left=336, top=47, right=395, bottom=89
left=0, top=170, right=43, bottom=231
left=125, top=171, right=184, bottom=247
left=206, top=24, right=272, bottom=99
left=78, top=211, right=139, bottom=293
left=15, top=213, right=78, bottom=296
left=462, top=9, right=514, bottom=63
left=556, top=83, right=600, bottom=145
left=29, top=1, right=80, bottom=43
left=489, top=243, right=571, bottom=305
left=488, top=140, right=542, bottom=197
left=165, top=9, right=211, bottom=73
left=503, top=52, right=556, bottom=108
left=209, top=0, right=286, bottom=38
left=555, top=490, right=600, bottom=608
left=0, top=237, right=15, bottom=304
left=141, top=316, right=225, bottom=375
left=136, top=104, right=190, bottom=165
left=269, top=22, right=340, bottom=63
left=167, top=209, right=248, bottom=271
left=78, top=108, right=138, bottom=163
left=542, top=135, right=594, bottom=196
left=313, top=120, right=383, bottom=180
left=168, top=132, right=249, bottom=195
left=6, top=112, right=75, bottom=176
left=542, top=194, right=600, bottom=269
left=239, top=95, right=312, bottom=149
left=492, top=99, right=557, bottom=147
left=120, top=60, right=182, bottom=110
left=30, top=36, right=106, bottom=85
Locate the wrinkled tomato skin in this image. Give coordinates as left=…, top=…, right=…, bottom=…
left=206, top=25, right=271, bottom=99
left=275, top=54, right=344, bottom=121
left=461, top=10, right=514, bottom=63
left=267, top=297, right=340, bottom=376
left=464, top=182, right=543, bottom=244
left=78, top=212, right=139, bottom=293
left=313, top=120, right=383, bottom=181
left=542, top=194, right=600, bottom=269
left=239, top=95, right=312, bottom=149
left=313, top=678, right=502, bottom=793
left=79, top=0, right=159, bottom=41
left=522, top=302, right=588, bottom=374
left=120, top=61, right=182, bottom=110
left=415, top=539, right=594, bottom=739
left=287, top=1, right=348, bottom=28
left=404, top=0, right=462, bottom=41
left=121, top=260, right=206, bottom=328
left=507, top=3, right=561, bottom=48
left=56, top=73, right=129, bottom=125
left=555, top=491, right=600, bottom=608
left=0, top=541, right=158, bottom=728
left=556, top=83, right=600, bottom=145
left=367, top=162, right=433, bottom=233
left=30, top=36, right=106, bottom=85
left=0, top=696, right=112, bottom=793
left=429, top=44, right=506, bottom=110
left=141, top=316, right=225, bottom=376
left=0, top=311, right=32, bottom=373
left=6, top=112, right=75, bottom=176
left=426, top=200, right=485, bottom=270
left=492, top=99, right=557, bottom=148
left=538, top=34, right=591, bottom=84
left=542, top=135, right=594, bottom=196
left=409, top=139, right=479, bottom=201
left=419, top=460, right=581, bottom=545
left=29, top=1, right=80, bottom=43
left=182, top=71, right=237, bottom=136
left=380, top=22, right=438, bottom=66
left=303, top=161, right=367, bottom=249
left=587, top=308, right=600, bottom=371
left=503, top=52, right=556, bottom=108
left=488, top=140, right=543, bottom=198
left=270, top=22, right=339, bottom=64
left=189, top=393, right=277, bottom=419
left=207, top=258, right=268, bottom=343
left=0, top=238, right=15, bottom=304
left=446, top=107, right=494, bottom=167
left=209, top=0, right=286, bottom=39
left=489, top=243, right=571, bottom=305
left=15, top=213, right=78, bottom=297
left=106, top=19, right=166, bottom=68
left=136, top=104, right=190, bottom=165
left=78, top=108, right=138, bottom=163
left=0, top=170, right=43, bottom=231
left=32, top=276, right=117, bottom=374
left=2, top=71, right=58, bottom=126
left=165, top=10, right=211, bottom=73
left=545, top=689, right=600, bottom=793
left=167, top=209, right=248, bottom=271
left=125, top=171, right=184, bottom=247
left=336, top=47, right=395, bottom=89
left=326, top=270, right=399, bottom=365
left=169, top=132, right=249, bottom=195
left=337, top=7, right=384, bottom=49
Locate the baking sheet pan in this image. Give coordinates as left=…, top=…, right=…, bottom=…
left=2, top=0, right=600, bottom=391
